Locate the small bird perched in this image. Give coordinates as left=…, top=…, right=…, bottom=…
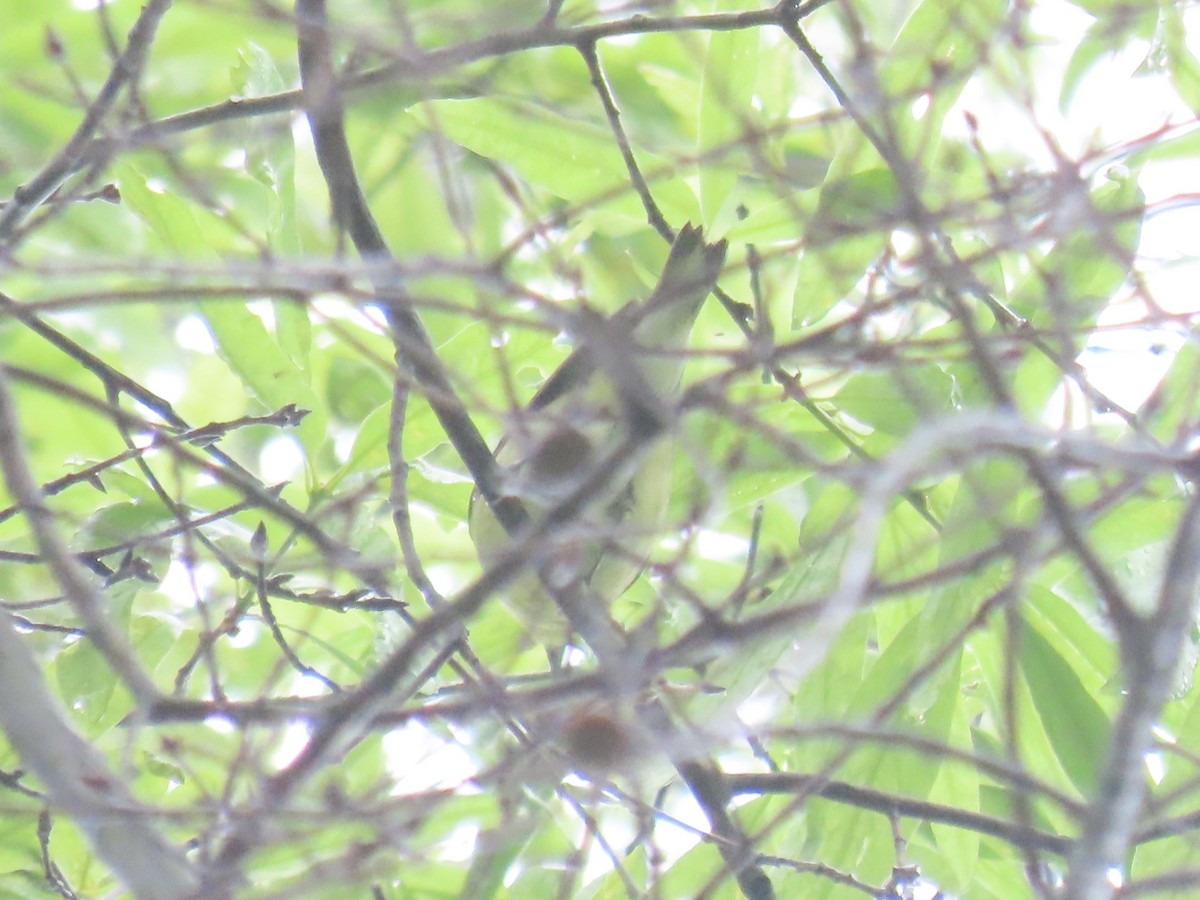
left=469, top=225, right=728, bottom=648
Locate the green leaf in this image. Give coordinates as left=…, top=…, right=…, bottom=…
left=1008, top=169, right=1144, bottom=353
left=926, top=677, right=980, bottom=891
left=119, top=165, right=326, bottom=456
left=1142, top=329, right=1200, bottom=443
left=1164, top=6, right=1200, bottom=113
left=698, top=4, right=760, bottom=225
left=1060, top=486, right=1182, bottom=617
left=883, top=0, right=1010, bottom=164
left=70, top=499, right=173, bottom=552
left=198, top=300, right=326, bottom=459
left=1019, top=611, right=1111, bottom=796
left=408, top=97, right=700, bottom=226
left=117, top=163, right=211, bottom=254
left=835, top=365, right=955, bottom=437
left=792, top=169, right=897, bottom=326
left=56, top=639, right=119, bottom=724
left=1060, top=19, right=1124, bottom=112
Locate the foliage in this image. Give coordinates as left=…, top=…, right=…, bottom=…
left=0, top=0, right=1196, bottom=898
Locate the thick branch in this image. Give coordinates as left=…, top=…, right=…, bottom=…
left=0, top=608, right=198, bottom=899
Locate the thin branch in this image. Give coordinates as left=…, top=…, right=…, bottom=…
left=729, top=772, right=1072, bottom=856
left=0, top=0, right=172, bottom=241
left=0, top=367, right=158, bottom=704
left=579, top=40, right=671, bottom=239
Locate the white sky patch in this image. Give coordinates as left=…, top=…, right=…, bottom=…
left=423, top=563, right=465, bottom=599
left=1145, top=750, right=1165, bottom=785
left=145, top=366, right=187, bottom=404
left=737, top=687, right=783, bottom=731
left=1073, top=326, right=1180, bottom=417
left=271, top=721, right=313, bottom=769
left=912, top=879, right=948, bottom=900
left=910, top=92, right=931, bottom=122
left=294, top=672, right=333, bottom=699
left=1142, top=184, right=1200, bottom=272
left=247, top=298, right=277, bottom=330
left=692, top=527, right=750, bottom=562
left=175, top=313, right=217, bottom=353
left=128, top=429, right=157, bottom=450
left=437, top=822, right=480, bottom=864
left=259, top=434, right=306, bottom=482
left=226, top=618, right=261, bottom=649
left=204, top=713, right=236, bottom=735
left=333, top=426, right=357, bottom=464
left=160, top=557, right=221, bottom=607
left=221, top=147, right=248, bottom=170
left=383, top=722, right=478, bottom=793
left=311, top=293, right=378, bottom=330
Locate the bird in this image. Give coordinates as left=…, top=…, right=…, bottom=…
left=468, top=224, right=728, bottom=649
